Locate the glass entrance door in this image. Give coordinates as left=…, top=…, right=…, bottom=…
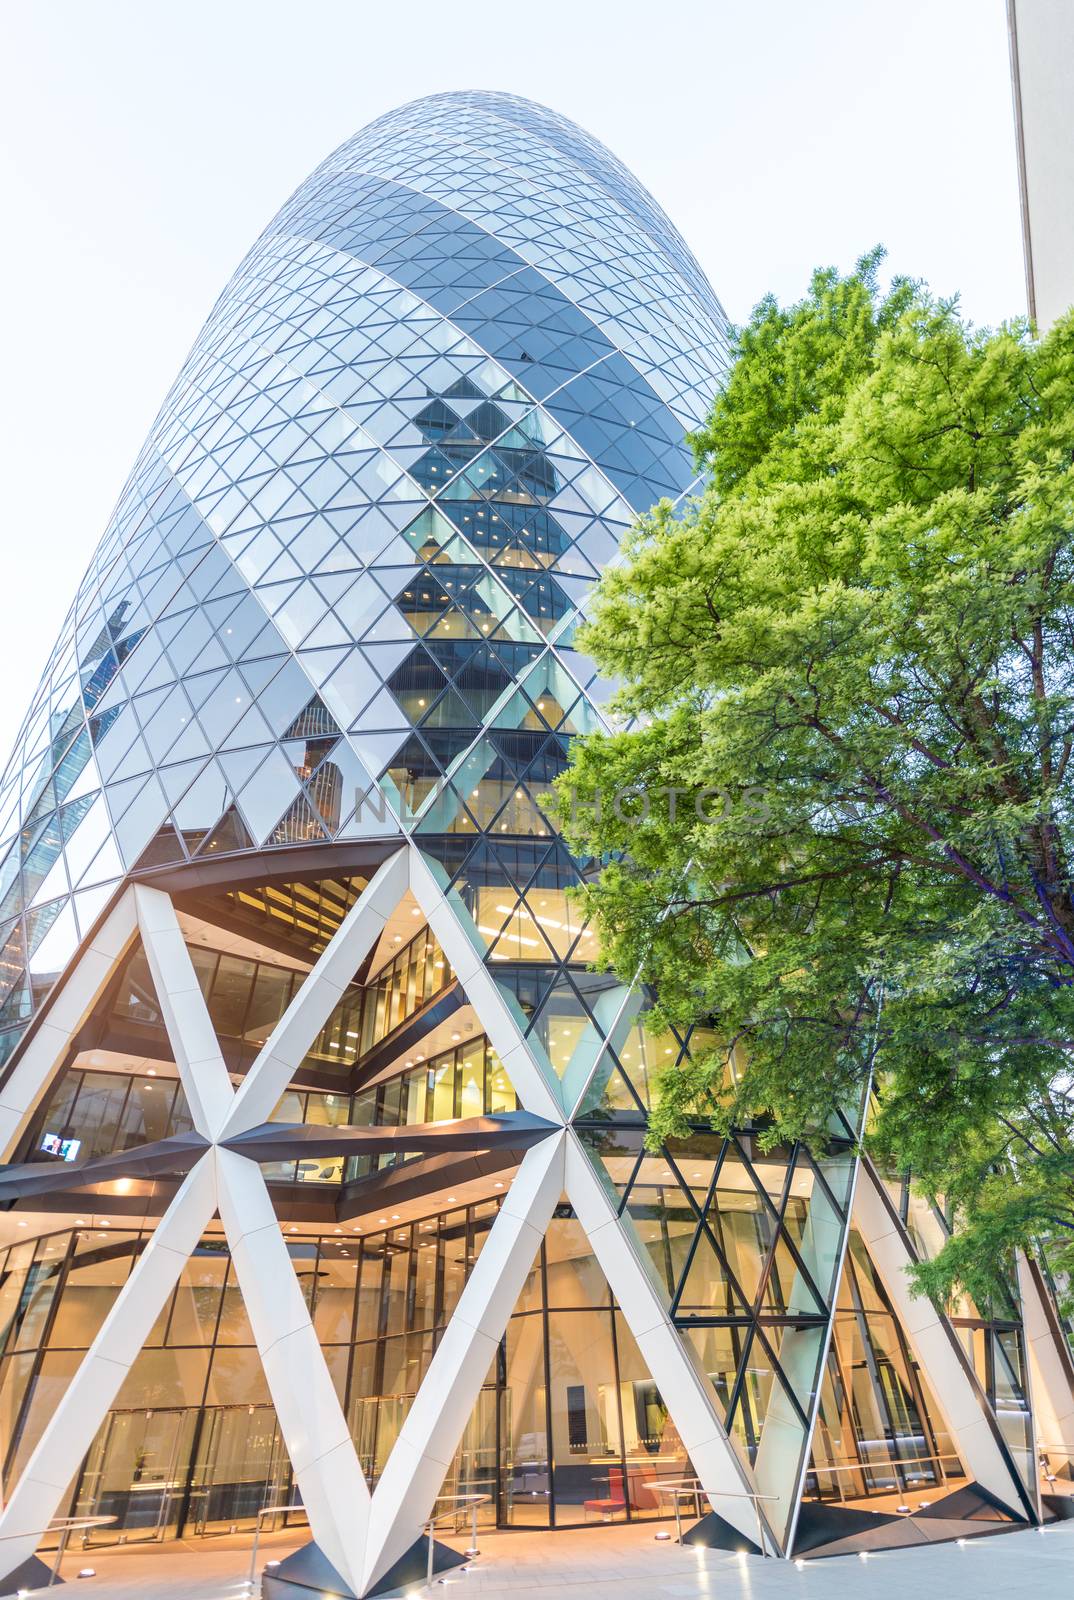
left=186, top=1404, right=291, bottom=1534
left=76, top=1408, right=197, bottom=1545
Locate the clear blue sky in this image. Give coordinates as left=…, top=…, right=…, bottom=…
left=0, top=0, right=1024, bottom=760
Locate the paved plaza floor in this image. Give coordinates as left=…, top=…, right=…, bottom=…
left=9, top=1515, right=1072, bottom=1600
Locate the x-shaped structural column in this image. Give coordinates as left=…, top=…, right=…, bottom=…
left=0, top=842, right=768, bottom=1592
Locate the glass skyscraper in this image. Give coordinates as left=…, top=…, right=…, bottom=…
left=0, top=92, right=1067, bottom=1596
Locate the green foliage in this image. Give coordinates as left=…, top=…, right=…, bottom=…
left=554, top=251, right=1074, bottom=1309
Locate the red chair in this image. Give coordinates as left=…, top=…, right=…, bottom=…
left=627, top=1469, right=660, bottom=1511
left=584, top=1466, right=626, bottom=1521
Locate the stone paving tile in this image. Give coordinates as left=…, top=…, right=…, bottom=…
left=16, top=1517, right=1071, bottom=1600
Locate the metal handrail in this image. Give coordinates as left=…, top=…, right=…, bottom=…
left=700, top=1487, right=779, bottom=1559
left=647, top=1478, right=778, bottom=1555
left=245, top=1501, right=308, bottom=1589
left=648, top=1481, right=703, bottom=1544
left=808, top=1451, right=962, bottom=1475
left=424, top=1493, right=489, bottom=1588
left=0, top=1516, right=116, bottom=1594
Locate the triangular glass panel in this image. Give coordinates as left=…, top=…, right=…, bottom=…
left=484, top=900, right=558, bottom=964
left=574, top=1049, right=647, bottom=1118
left=756, top=1226, right=829, bottom=1320
left=195, top=806, right=255, bottom=858
left=681, top=1324, right=753, bottom=1436
left=777, top=1150, right=855, bottom=1311
left=133, top=824, right=188, bottom=870
left=527, top=968, right=629, bottom=1089
left=267, top=795, right=330, bottom=847
left=617, top=1150, right=699, bottom=1300
left=675, top=1225, right=753, bottom=1320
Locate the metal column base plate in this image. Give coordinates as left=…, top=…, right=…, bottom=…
left=681, top=1511, right=762, bottom=1554
left=0, top=1553, right=62, bottom=1591
left=260, top=1535, right=467, bottom=1599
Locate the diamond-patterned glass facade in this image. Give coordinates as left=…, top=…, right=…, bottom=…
left=0, top=91, right=729, bottom=1063
left=0, top=94, right=1058, bottom=1584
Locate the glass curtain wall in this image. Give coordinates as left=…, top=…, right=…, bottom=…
left=113, top=924, right=454, bottom=1069
left=22, top=1067, right=193, bottom=1164
left=897, top=1180, right=1035, bottom=1494
left=0, top=1201, right=686, bottom=1543
left=579, top=1121, right=856, bottom=1546
left=804, top=1231, right=963, bottom=1506
left=22, top=1036, right=518, bottom=1189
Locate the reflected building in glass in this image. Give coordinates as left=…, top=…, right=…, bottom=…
left=0, top=92, right=1069, bottom=1595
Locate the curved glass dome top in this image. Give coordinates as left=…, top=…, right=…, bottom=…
left=295, top=90, right=732, bottom=426
left=0, top=91, right=731, bottom=1059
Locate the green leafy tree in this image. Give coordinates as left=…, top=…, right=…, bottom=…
left=555, top=251, right=1074, bottom=1314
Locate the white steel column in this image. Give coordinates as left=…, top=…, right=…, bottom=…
left=0, top=888, right=137, bottom=1158
left=361, top=1131, right=566, bottom=1592
left=0, top=1157, right=217, bottom=1574
left=854, top=1162, right=1031, bottom=1516
left=221, top=846, right=409, bottom=1137
left=783, top=1144, right=867, bottom=1556
left=216, top=1148, right=370, bottom=1594
left=752, top=1168, right=849, bottom=1543
left=135, top=884, right=235, bottom=1138
left=1018, top=1251, right=1074, bottom=1474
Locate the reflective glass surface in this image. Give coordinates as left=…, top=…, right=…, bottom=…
left=0, top=92, right=730, bottom=1063
left=0, top=1203, right=686, bottom=1539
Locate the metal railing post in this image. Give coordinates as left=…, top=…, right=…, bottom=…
left=243, top=1499, right=309, bottom=1593
left=247, top=1516, right=263, bottom=1590
left=47, top=1524, right=71, bottom=1588
left=0, top=1517, right=116, bottom=1598
left=421, top=1493, right=489, bottom=1587
left=649, top=1482, right=777, bottom=1557
left=752, top=1493, right=767, bottom=1558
